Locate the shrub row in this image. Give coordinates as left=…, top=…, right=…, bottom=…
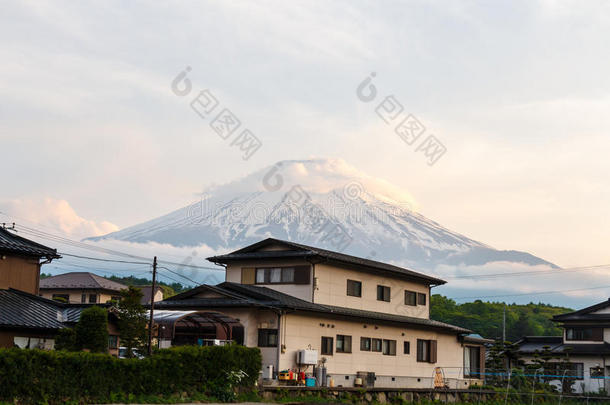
left=0, top=344, right=261, bottom=404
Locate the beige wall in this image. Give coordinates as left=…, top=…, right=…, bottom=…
left=226, top=261, right=431, bottom=319
left=0, top=255, right=40, bottom=295
left=40, top=289, right=118, bottom=304
left=277, top=312, right=468, bottom=380
left=209, top=307, right=280, bottom=371
left=313, top=263, right=430, bottom=318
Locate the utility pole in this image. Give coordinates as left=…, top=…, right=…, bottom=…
left=502, top=304, right=506, bottom=348
left=147, top=256, right=157, bottom=356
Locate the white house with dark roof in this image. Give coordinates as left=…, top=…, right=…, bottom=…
left=514, top=298, right=610, bottom=393
left=156, top=238, right=487, bottom=388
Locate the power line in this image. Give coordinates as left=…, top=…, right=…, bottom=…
left=453, top=284, right=610, bottom=301
left=59, top=252, right=151, bottom=265
left=445, top=263, right=610, bottom=280
left=157, top=266, right=201, bottom=286
left=11, top=224, right=222, bottom=271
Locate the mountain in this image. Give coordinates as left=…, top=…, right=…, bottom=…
left=87, top=159, right=557, bottom=272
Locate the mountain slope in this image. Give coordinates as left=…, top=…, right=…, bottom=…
left=88, top=159, right=557, bottom=271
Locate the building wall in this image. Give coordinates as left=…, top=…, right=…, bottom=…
left=208, top=308, right=281, bottom=373
left=313, top=263, right=430, bottom=318
left=226, top=261, right=432, bottom=318
left=277, top=312, right=477, bottom=385
left=0, top=330, right=56, bottom=349
left=519, top=354, right=610, bottom=394
left=39, top=289, right=118, bottom=304
left=0, top=255, right=40, bottom=295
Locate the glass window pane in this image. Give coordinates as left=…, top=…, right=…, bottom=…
left=270, top=268, right=281, bottom=283
left=256, top=269, right=266, bottom=283
left=282, top=267, right=295, bottom=282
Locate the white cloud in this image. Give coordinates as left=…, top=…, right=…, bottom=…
left=0, top=197, right=118, bottom=238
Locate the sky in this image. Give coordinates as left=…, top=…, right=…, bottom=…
left=1, top=1, right=610, bottom=302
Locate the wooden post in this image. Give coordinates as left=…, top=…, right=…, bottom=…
left=147, top=256, right=157, bottom=356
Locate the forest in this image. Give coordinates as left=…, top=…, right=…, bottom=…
left=430, top=294, right=572, bottom=342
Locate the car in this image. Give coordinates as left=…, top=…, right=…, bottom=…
left=118, top=347, right=145, bottom=359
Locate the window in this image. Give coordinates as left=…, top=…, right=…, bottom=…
left=544, top=363, right=584, bottom=380
left=565, top=327, right=603, bottom=341
left=321, top=336, right=333, bottom=355
left=417, top=293, right=427, bottom=306
left=255, top=266, right=310, bottom=284
left=464, top=346, right=482, bottom=378
left=52, top=294, right=69, bottom=302
left=417, top=339, right=437, bottom=363
left=108, top=335, right=118, bottom=349
left=360, top=337, right=371, bottom=351
left=372, top=338, right=382, bottom=352
left=257, top=329, right=278, bottom=347
left=403, top=341, right=410, bottom=354
left=382, top=339, right=396, bottom=356
left=336, top=335, right=352, bottom=353
left=89, top=294, right=97, bottom=303
left=347, top=280, right=362, bottom=297
left=405, top=291, right=417, bottom=306
left=377, top=285, right=391, bottom=302
left=81, top=294, right=87, bottom=303
left=591, top=367, right=604, bottom=379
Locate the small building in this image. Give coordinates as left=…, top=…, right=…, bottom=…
left=156, top=238, right=487, bottom=388
left=40, top=272, right=127, bottom=304
left=514, top=298, right=610, bottom=394
left=139, top=285, right=164, bottom=305
left=0, top=226, right=60, bottom=295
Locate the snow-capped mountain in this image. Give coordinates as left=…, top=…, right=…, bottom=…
left=87, top=159, right=557, bottom=271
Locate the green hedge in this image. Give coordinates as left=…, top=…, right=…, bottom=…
left=0, top=344, right=261, bottom=404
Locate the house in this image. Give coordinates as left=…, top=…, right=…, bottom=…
left=0, top=225, right=60, bottom=295
left=0, top=225, right=62, bottom=347
left=39, top=272, right=127, bottom=304
left=514, top=298, right=610, bottom=393
left=139, top=285, right=164, bottom=305
left=155, top=238, right=487, bottom=388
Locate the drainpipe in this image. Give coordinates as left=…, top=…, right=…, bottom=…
left=276, top=311, right=283, bottom=376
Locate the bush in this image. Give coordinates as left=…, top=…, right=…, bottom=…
left=0, top=344, right=261, bottom=404
left=74, top=305, right=109, bottom=353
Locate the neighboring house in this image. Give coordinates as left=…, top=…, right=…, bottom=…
left=139, top=285, right=164, bottom=305
left=514, top=299, right=610, bottom=394
left=40, top=272, right=127, bottom=304
left=0, top=226, right=61, bottom=347
left=0, top=226, right=60, bottom=295
left=155, top=238, right=487, bottom=388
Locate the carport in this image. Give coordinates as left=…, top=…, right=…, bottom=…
left=153, top=310, right=244, bottom=347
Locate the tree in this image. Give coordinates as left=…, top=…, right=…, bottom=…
left=74, top=306, right=109, bottom=353
left=113, top=286, right=147, bottom=357
left=54, top=328, right=77, bottom=351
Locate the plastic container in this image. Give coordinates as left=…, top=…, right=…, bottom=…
left=306, top=377, right=316, bottom=387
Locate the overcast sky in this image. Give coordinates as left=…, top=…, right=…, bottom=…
left=1, top=0, right=610, bottom=271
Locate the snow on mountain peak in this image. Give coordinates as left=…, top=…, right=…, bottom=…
left=88, top=158, right=556, bottom=273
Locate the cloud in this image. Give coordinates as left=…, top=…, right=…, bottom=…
left=0, top=197, right=119, bottom=238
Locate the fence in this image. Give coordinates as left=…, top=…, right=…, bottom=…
left=435, top=367, right=610, bottom=404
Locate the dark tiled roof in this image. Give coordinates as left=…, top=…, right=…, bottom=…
left=515, top=336, right=610, bottom=356
left=0, top=289, right=65, bottom=330
left=553, top=298, right=610, bottom=322
left=40, top=272, right=127, bottom=292
left=0, top=227, right=59, bottom=259
left=207, top=238, right=445, bottom=285
left=160, top=282, right=470, bottom=334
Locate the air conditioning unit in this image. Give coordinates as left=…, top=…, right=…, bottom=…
left=297, top=349, right=318, bottom=365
